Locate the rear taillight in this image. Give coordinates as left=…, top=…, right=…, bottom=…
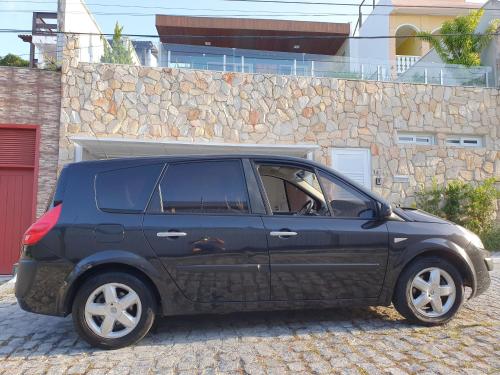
left=22, top=204, right=62, bottom=246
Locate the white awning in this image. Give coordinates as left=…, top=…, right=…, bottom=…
left=71, top=137, right=320, bottom=161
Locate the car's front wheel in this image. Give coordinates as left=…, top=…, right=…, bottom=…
left=393, top=256, right=465, bottom=325
left=72, top=272, right=156, bottom=349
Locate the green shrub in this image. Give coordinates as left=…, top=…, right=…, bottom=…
left=415, top=180, right=444, bottom=216
left=481, top=226, right=500, bottom=251
left=416, top=178, right=499, bottom=236
left=0, top=53, right=29, bottom=67
left=442, top=180, right=472, bottom=226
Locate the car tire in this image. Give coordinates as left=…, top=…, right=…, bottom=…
left=393, top=256, right=465, bottom=325
left=72, top=272, right=156, bottom=349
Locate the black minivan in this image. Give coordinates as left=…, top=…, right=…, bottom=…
left=16, top=155, right=493, bottom=349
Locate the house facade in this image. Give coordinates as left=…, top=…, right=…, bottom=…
left=0, top=1, right=498, bottom=274
left=155, top=15, right=350, bottom=76
left=60, top=33, right=499, bottom=207
left=351, top=0, right=483, bottom=73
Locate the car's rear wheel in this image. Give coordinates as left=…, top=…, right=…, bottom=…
left=393, top=256, right=464, bottom=325
left=72, top=272, right=156, bottom=349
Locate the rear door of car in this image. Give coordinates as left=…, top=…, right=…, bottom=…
left=142, top=158, right=270, bottom=303
left=253, top=159, right=389, bottom=301
left=64, top=162, right=165, bottom=263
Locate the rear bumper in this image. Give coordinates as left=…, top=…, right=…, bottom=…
left=15, top=258, right=74, bottom=317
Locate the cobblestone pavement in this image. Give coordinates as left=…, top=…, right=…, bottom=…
left=0, top=270, right=499, bottom=375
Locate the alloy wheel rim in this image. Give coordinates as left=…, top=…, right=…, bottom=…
left=409, top=267, right=456, bottom=318
left=84, top=283, right=142, bottom=339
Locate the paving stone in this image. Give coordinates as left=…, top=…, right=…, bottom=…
left=0, top=270, right=498, bottom=374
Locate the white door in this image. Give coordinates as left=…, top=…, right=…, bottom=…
left=331, top=148, right=372, bottom=190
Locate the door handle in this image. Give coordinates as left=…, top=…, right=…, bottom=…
left=157, top=231, right=187, bottom=238
left=270, top=231, right=298, bottom=237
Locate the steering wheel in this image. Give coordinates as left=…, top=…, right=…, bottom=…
left=297, top=200, right=314, bottom=216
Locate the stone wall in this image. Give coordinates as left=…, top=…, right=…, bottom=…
left=59, top=58, right=499, bottom=208
left=0, top=67, right=61, bottom=218
left=497, top=31, right=500, bottom=87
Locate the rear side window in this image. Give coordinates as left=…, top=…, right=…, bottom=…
left=153, top=160, right=249, bottom=214
left=96, top=164, right=163, bottom=213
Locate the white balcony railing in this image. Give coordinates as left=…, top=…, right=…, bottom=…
left=397, top=55, right=420, bottom=74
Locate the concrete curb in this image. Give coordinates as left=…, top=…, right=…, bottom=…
left=491, top=252, right=500, bottom=264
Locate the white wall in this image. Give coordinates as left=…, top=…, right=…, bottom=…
left=57, top=0, right=142, bottom=65
left=57, top=0, right=104, bottom=63
left=350, top=0, right=393, bottom=62
left=124, top=39, right=141, bottom=66
left=478, top=0, right=500, bottom=86
left=145, top=51, right=158, bottom=67
left=33, top=35, right=57, bottom=67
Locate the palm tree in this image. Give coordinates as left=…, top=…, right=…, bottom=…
left=417, top=9, right=499, bottom=67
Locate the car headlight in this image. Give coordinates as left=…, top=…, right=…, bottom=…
left=458, top=225, right=484, bottom=249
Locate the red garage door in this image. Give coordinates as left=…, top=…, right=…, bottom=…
left=0, top=126, right=39, bottom=274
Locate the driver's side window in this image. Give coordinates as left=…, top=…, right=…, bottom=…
left=257, top=164, right=328, bottom=216
left=318, top=172, right=376, bottom=219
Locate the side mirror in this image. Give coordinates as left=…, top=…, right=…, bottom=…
left=379, top=202, right=392, bottom=219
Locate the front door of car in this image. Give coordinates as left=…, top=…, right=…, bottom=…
left=143, top=159, right=270, bottom=303
left=254, top=161, right=389, bottom=301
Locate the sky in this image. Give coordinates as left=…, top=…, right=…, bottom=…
left=0, top=0, right=487, bottom=58
left=0, top=0, right=365, bottom=57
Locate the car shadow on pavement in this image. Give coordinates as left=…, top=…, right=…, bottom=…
left=0, top=297, right=412, bottom=358
left=142, top=305, right=410, bottom=345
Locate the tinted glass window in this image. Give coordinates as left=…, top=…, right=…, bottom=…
left=96, top=164, right=163, bottom=212
left=319, top=172, right=376, bottom=218
left=157, top=160, right=249, bottom=214
left=261, top=175, right=289, bottom=212
left=258, top=164, right=328, bottom=216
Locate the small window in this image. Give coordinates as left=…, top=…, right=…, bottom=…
left=398, top=136, right=414, bottom=143
left=319, top=172, right=376, bottom=219
left=397, top=133, right=434, bottom=145
left=463, top=138, right=480, bottom=146
left=96, top=164, right=163, bottom=212
left=446, top=136, right=482, bottom=147
left=446, top=138, right=461, bottom=145
left=156, top=160, right=249, bottom=215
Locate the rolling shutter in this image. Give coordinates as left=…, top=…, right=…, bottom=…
left=0, top=127, right=37, bottom=167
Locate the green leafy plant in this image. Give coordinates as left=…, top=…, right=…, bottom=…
left=415, top=179, right=443, bottom=216
left=442, top=180, right=470, bottom=225
left=0, top=53, right=29, bottom=67
left=416, top=178, right=499, bottom=239
left=481, top=225, right=500, bottom=251
left=100, top=22, right=133, bottom=65
left=417, top=9, right=500, bottom=67
left=42, top=55, right=59, bottom=71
